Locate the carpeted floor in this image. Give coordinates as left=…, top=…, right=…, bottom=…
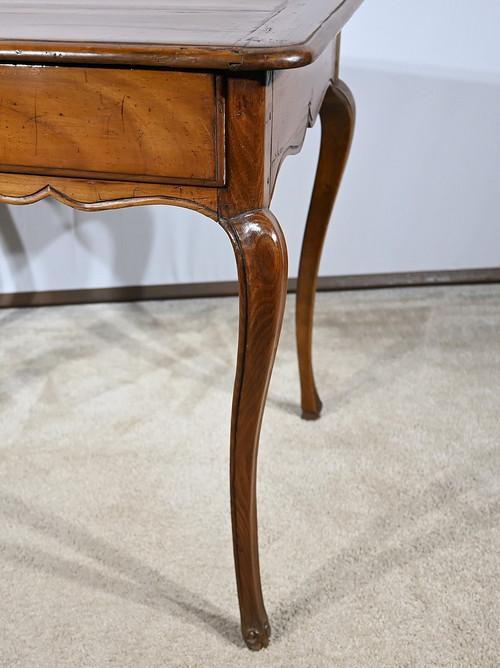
left=0, top=284, right=499, bottom=667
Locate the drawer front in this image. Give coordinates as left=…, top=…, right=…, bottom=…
left=0, top=65, right=225, bottom=185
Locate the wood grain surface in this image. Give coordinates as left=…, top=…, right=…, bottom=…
left=221, top=207, right=288, bottom=650
left=296, top=80, right=355, bottom=419
left=0, top=0, right=364, bottom=69
left=0, top=65, right=224, bottom=185
left=0, top=172, right=219, bottom=216
left=270, top=37, right=338, bottom=192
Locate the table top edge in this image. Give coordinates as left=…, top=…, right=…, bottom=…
left=0, top=0, right=363, bottom=70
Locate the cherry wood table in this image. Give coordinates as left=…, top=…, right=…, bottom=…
left=0, top=0, right=363, bottom=650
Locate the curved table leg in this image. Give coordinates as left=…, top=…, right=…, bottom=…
left=219, top=208, right=288, bottom=650
left=296, top=80, right=355, bottom=420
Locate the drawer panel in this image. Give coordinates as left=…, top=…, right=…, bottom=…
left=0, top=65, right=225, bottom=185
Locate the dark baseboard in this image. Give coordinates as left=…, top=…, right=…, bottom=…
left=312, top=267, right=500, bottom=291
left=1, top=267, right=499, bottom=308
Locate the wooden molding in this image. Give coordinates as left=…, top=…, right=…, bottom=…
left=0, top=0, right=364, bottom=71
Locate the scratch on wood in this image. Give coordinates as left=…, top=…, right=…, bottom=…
left=34, top=90, right=38, bottom=155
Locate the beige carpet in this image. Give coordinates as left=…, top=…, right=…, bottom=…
left=0, top=284, right=499, bottom=667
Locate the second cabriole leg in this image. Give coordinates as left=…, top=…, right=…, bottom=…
left=220, top=208, right=287, bottom=650
left=296, top=80, right=356, bottom=420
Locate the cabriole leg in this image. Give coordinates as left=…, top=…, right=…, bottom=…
left=296, top=80, right=355, bottom=419
left=220, top=208, right=287, bottom=650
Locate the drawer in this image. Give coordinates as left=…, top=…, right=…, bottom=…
left=0, top=65, right=225, bottom=186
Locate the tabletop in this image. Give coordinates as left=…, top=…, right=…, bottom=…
left=0, top=0, right=363, bottom=69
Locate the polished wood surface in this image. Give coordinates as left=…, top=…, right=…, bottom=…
left=270, top=37, right=338, bottom=193
left=296, top=80, right=356, bottom=419
left=0, top=66, right=224, bottom=185
left=0, top=0, right=363, bottom=651
left=0, top=172, right=219, bottom=216
left=221, top=208, right=287, bottom=649
left=0, top=0, right=363, bottom=69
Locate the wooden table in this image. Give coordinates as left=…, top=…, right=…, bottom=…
left=0, top=0, right=363, bottom=650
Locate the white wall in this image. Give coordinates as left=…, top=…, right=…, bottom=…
left=1, top=0, right=499, bottom=293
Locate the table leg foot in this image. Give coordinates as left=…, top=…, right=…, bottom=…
left=243, top=620, right=272, bottom=651
left=296, top=80, right=355, bottom=420
left=220, top=207, right=287, bottom=650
